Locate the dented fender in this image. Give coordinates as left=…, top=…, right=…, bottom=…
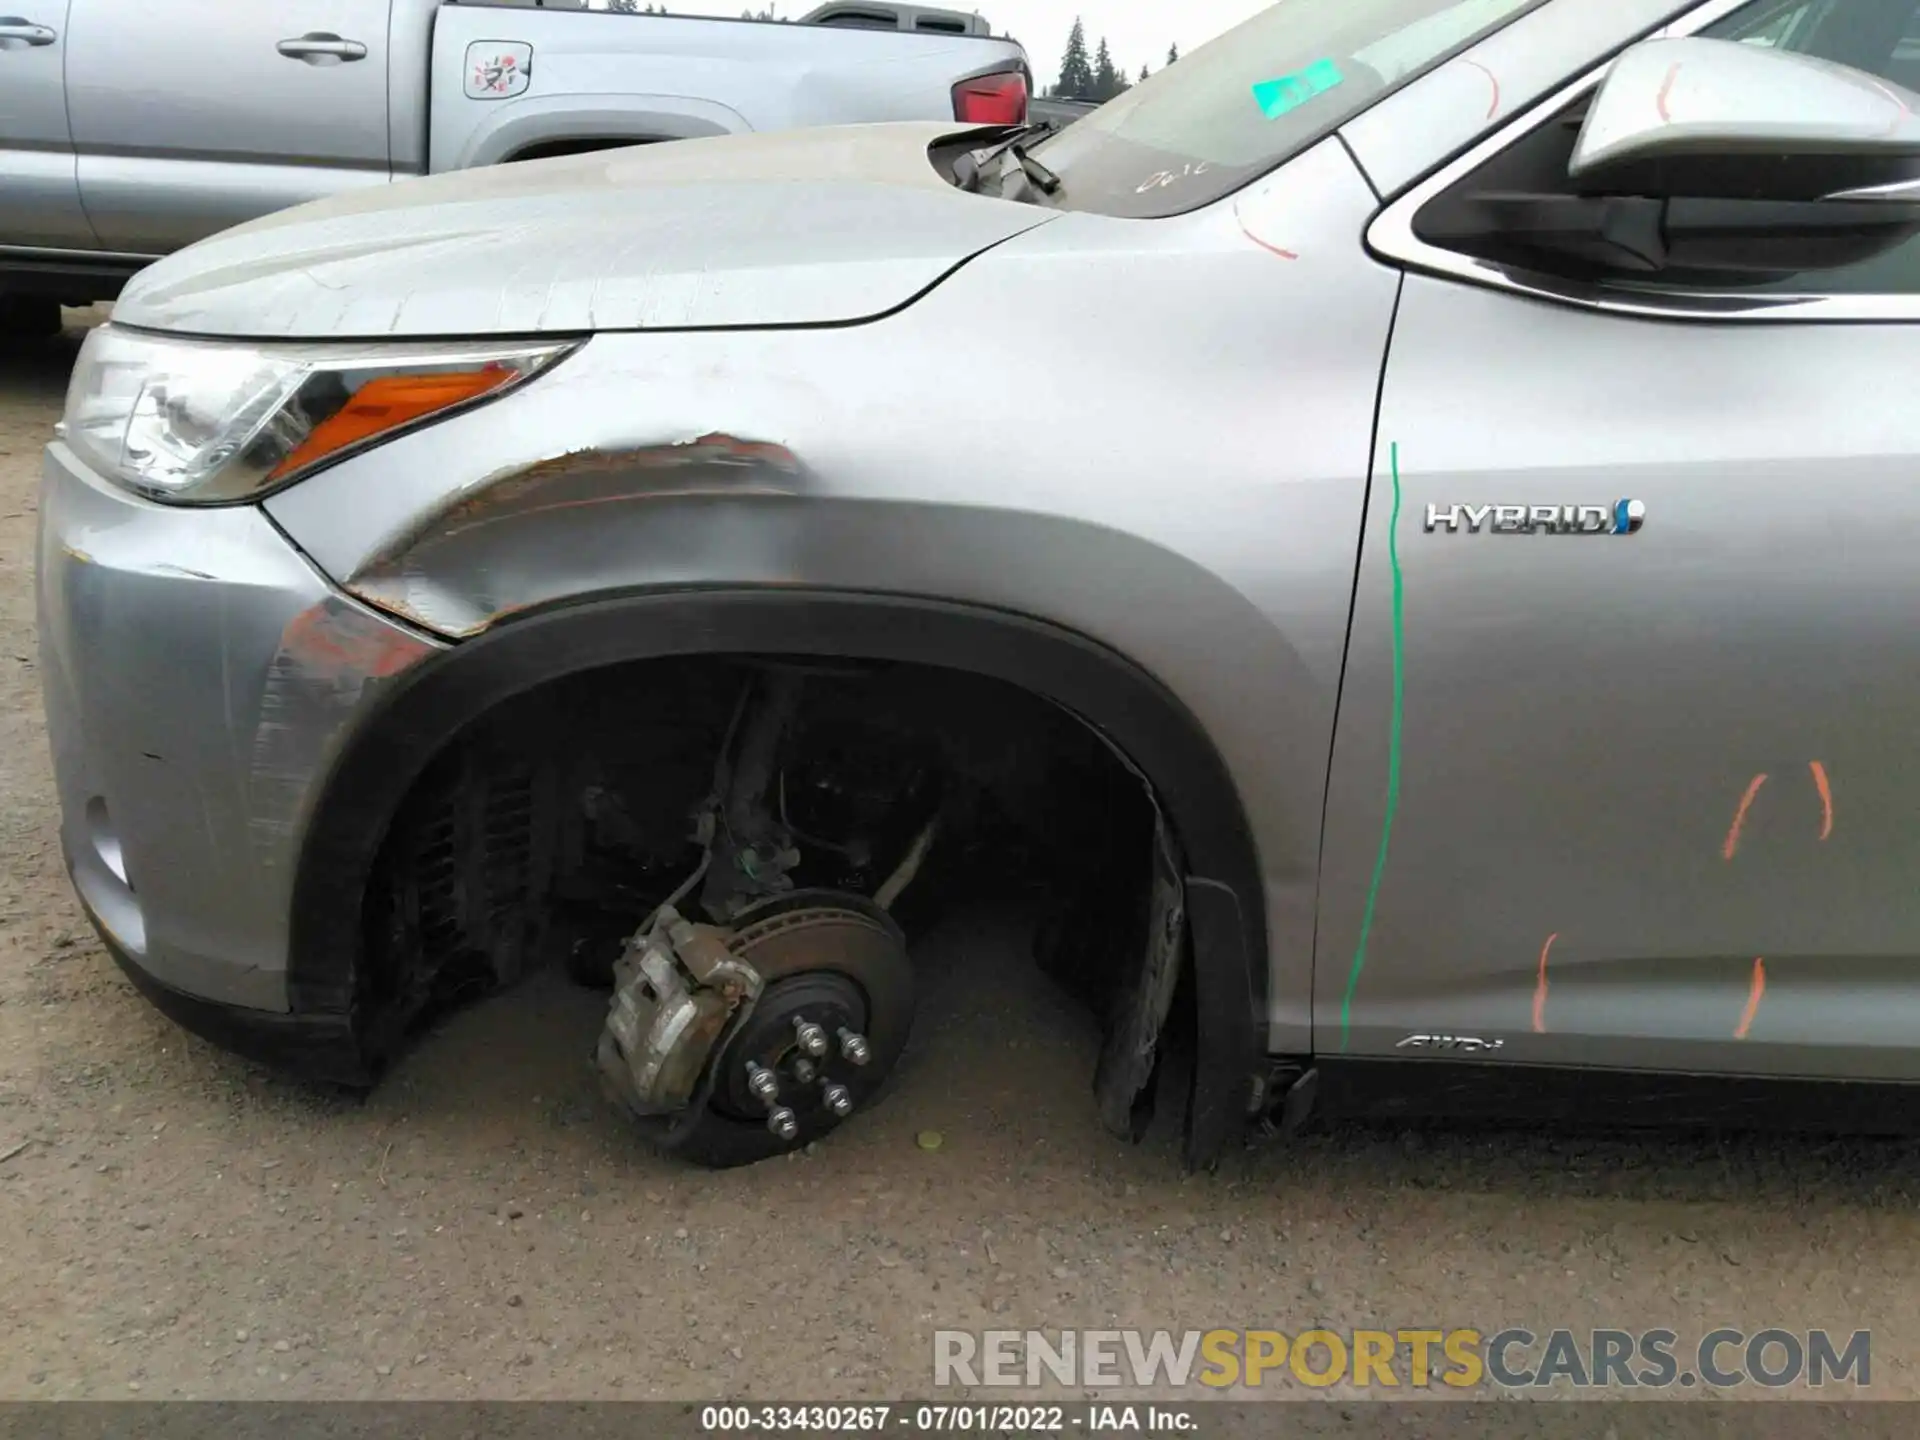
left=346, top=433, right=812, bottom=638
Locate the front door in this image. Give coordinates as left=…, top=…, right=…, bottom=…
left=64, top=0, right=394, bottom=253
left=1319, top=0, right=1920, bottom=1079
left=0, top=0, right=95, bottom=249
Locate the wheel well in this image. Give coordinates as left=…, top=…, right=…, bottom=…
left=357, top=657, right=1154, bottom=1047
left=503, top=137, right=661, bottom=163
left=288, top=592, right=1266, bottom=1163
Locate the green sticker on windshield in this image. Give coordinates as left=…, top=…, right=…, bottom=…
left=1252, top=58, right=1345, bottom=119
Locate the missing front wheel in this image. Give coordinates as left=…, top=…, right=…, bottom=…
left=594, top=891, right=914, bottom=1168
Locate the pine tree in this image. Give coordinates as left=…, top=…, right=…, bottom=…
left=1166, top=43, right=1180, bottom=65
left=1138, top=63, right=1150, bottom=82
left=1057, top=18, right=1094, bottom=100
left=1092, top=37, right=1119, bottom=101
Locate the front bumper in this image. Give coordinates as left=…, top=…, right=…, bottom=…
left=35, top=438, right=443, bottom=1034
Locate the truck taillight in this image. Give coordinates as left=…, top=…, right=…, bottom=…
left=952, top=70, right=1028, bottom=126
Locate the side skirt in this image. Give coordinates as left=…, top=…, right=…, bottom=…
left=1303, top=1057, right=1920, bottom=1135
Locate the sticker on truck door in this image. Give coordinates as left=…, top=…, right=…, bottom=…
left=466, top=41, right=532, bottom=99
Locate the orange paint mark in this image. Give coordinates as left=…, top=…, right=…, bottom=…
left=1461, top=57, right=1501, bottom=118
left=277, top=603, right=427, bottom=681
left=1722, top=773, right=1768, bottom=861
left=1656, top=62, right=1681, bottom=122
left=1864, top=75, right=1913, bottom=136
left=1734, top=957, right=1766, bottom=1040
left=1234, top=202, right=1298, bottom=261
left=1810, top=760, right=1833, bottom=841
left=1531, top=932, right=1557, bottom=1035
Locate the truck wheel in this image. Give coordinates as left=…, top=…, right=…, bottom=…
left=628, top=892, right=915, bottom=1170
left=0, top=296, right=63, bottom=339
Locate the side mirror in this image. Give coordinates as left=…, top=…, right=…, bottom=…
left=1418, top=37, right=1920, bottom=281
left=1571, top=37, right=1920, bottom=199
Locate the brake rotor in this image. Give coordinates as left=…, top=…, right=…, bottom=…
left=647, top=890, right=915, bottom=1167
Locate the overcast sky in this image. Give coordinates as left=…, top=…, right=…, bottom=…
left=667, top=1, right=1274, bottom=85
left=971, top=0, right=1273, bottom=79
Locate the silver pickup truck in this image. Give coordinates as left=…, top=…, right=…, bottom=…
left=0, top=0, right=1029, bottom=330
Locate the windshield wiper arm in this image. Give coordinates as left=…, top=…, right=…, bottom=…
left=951, top=120, right=1058, bottom=193
left=1005, top=142, right=1061, bottom=196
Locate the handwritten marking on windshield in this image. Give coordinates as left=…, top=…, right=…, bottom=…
left=1135, top=161, right=1212, bottom=194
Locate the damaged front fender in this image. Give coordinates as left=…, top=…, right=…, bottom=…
left=344, top=434, right=812, bottom=638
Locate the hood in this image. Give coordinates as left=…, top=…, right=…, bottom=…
left=111, top=123, right=1056, bottom=340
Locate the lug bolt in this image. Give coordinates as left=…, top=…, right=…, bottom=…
left=822, top=1082, right=854, bottom=1118
left=837, top=1028, right=872, bottom=1066
left=791, top=1056, right=818, bottom=1085
left=793, top=1017, right=828, bottom=1057
left=745, top=1062, right=780, bottom=1107
left=766, top=1106, right=799, bottom=1142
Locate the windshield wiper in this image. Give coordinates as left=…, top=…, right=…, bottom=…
left=951, top=120, right=1058, bottom=194
left=1004, top=142, right=1062, bottom=196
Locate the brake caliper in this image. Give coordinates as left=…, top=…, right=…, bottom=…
left=595, top=906, right=763, bottom=1117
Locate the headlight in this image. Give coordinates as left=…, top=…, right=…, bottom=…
left=61, top=326, right=575, bottom=504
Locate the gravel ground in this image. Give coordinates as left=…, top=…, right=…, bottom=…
left=2, top=309, right=1918, bottom=1411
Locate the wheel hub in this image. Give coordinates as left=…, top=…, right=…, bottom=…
left=713, top=971, right=868, bottom=1122
left=596, top=890, right=914, bottom=1165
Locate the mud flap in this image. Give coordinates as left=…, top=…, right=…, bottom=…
left=1092, top=785, right=1187, bottom=1142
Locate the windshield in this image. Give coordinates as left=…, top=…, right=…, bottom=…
left=1027, top=0, right=1548, bottom=218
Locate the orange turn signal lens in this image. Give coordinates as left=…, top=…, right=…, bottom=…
left=267, top=365, right=517, bottom=480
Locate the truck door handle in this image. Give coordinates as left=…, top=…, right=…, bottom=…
left=277, top=32, right=368, bottom=62
left=0, top=17, right=58, bottom=44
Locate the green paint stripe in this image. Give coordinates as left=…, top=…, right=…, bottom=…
left=1340, top=440, right=1406, bottom=1051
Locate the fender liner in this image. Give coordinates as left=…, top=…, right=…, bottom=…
left=287, top=589, right=1267, bottom=1166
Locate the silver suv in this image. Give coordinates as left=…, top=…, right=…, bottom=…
left=38, top=0, right=1920, bottom=1168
